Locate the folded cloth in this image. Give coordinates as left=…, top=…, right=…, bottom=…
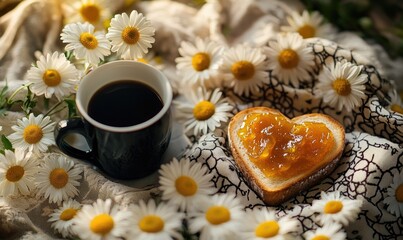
left=0, top=0, right=402, bottom=239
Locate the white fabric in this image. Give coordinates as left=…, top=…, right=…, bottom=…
left=0, top=0, right=402, bottom=239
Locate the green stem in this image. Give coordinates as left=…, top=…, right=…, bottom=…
left=7, top=84, right=28, bottom=105
left=48, top=106, right=67, bottom=117
left=43, top=100, right=65, bottom=117
left=83, top=62, right=95, bottom=75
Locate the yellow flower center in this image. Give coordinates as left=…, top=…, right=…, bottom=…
left=395, top=184, right=403, bottom=202
left=138, top=215, right=165, bottom=233
left=60, top=208, right=78, bottom=221
left=324, top=200, right=343, bottom=214
left=255, top=220, right=280, bottom=238
left=103, top=18, right=111, bottom=30
left=42, top=69, right=61, bottom=87
left=175, top=176, right=198, bottom=196
left=298, top=24, right=316, bottom=38
left=312, top=235, right=330, bottom=240
left=205, top=206, right=231, bottom=225
left=391, top=104, right=403, bottom=114
left=192, top=52, right=210, bottom=71
left=122, top=26, right=140, bottom=45
left=124, top=0, right=137, bottom=7
left=193, top=100, right=215, bottom=121
left=231, top=60, right=255, bottom=80
left=49, top=168, right=69, bottom=189
left=79, top=3, right=100, bottom=24
left=23, top=124, right=43, bottom=144
left=278, top=49, right=299, bottom=69
left=6, top=166, right=24, bottom=182
left=80, top=32, right=98, bottom=50
left=137, top=58, right=148, bottom=64
left=90, top=214, right=114, bottom=235
left=332, top=78, right=351, bottom=96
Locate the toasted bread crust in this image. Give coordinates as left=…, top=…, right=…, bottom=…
left=228, top=107, right=345, bottom=206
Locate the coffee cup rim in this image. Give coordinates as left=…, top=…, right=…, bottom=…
left=76, top=61, right=172, bottom=133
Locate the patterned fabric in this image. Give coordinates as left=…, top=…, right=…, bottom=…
left=183, top=38, right=403, bottom=239
left=187, top=130, right=402, bottom=239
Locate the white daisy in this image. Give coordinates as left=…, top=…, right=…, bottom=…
left=35, top=154, right=82, bottom=204
left=72, top=198, right=132, bottom=240
left=173, top=87, right=234, bottom=136
left=62, top=0, right=112, bottom=30
left=304, top=223, right=346, bottom=240
left=315, top=60, right=368, bottom=112
left=128, top=51, right=165, bottom=70
left=265, top=32, right=315, bottom=87
left=388, top=90, right=403, bottom=114
left=241, top=207, right=300, bottom=239
left=188, top=193, right=244, bottom=240
left=175, top=37, right=223, bottom=88
left=158, top=158, right=215, bottom=212
left=0, top=150, right=37, bottom=197
left=281, top=10, right=336, bottom=39
left=383, top=171, right=403, bottom=217
left=8, top=113, right=56, bottom=154
left=48, top=199, right=82, bottom=238
left=61, top=22, right=111, bottom=65
left=128, top=199, right=184, bottom=240
left=106, top=10, right=155, bottom=59
left=310, top=191, right=363, bottom=226
left=220, top=44, right=269, bottom=97
left=26, top=52, right=79, bottom=100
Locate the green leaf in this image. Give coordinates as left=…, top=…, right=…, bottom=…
left=64, top=51, right=74, bottom=61
left=301, top=0, right=403, bottom=59
left=1, top=135, right=13, bottom=150
left=64, top=98, right=78, bottom=118
left=21, top=86, right=36, bottom=115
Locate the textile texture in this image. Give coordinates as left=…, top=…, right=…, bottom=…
left=0, top=0, right=402, bottom=239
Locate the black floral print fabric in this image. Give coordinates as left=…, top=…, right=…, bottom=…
left=184, top=38, right=403, bottom=239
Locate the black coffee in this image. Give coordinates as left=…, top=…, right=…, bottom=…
left=88, top=80, right=163, bottom=127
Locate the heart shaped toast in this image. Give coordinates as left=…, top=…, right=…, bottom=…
left=228, top=107, right=345, bottom=205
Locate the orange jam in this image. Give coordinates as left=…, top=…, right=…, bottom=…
left=237, top=112, right=335, bottom=180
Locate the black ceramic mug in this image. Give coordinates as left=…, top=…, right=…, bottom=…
left=55, top=61, right=172, bottom=180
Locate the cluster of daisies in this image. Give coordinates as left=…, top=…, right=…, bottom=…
left=0, top=114, right=83, bottom=202
left=23, top=9, right=155, bottom=103
left=0, top=148, right=82, bottom=204
left=171, top=20, right=372, bottom=138
left=35, top=157, right=366, bottom=239
left=60, top=0, right=133, bottom=32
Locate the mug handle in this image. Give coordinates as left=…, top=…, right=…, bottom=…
left=54, top=117, right=95, bottom=162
